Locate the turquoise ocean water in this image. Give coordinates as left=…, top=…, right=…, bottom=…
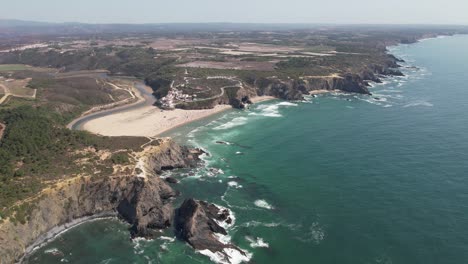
left=27, top=35, right=468, bottom=264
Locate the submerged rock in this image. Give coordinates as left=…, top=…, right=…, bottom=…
left=165, top=177, right=179, bottom=184
left=216, top=141, right=231, bottom=145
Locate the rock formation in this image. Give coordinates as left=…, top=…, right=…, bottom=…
left=0, top=138, right=203, bottom=264
left=175, top=199, right=244, bottom=256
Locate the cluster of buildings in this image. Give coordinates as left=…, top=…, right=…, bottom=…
left=159, top=88, right=196, bottom=109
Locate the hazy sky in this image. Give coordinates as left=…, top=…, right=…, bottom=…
left=1, top=0, right=467, bottom=25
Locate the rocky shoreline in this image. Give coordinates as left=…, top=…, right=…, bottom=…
left=0, top=35, right=452, bottom=264
left=2, top=57, right=407, bottom=264
left=19, top=213, right=118, bottom=263
left=212, top=54, right=405, bottom=110
left=0, top=138, right=212, bottom=264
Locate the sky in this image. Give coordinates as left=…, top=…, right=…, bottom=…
left=1, top=0, right=467, bottom=25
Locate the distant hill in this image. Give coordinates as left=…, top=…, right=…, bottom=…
left=0, top=19, right=467, bottom=37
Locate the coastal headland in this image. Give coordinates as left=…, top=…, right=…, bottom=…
left=0, top=23, right=467, bottom=263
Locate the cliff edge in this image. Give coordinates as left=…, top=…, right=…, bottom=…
left=0, top=138, right=202, bottom=264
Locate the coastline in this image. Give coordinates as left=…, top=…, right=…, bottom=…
left=16, top=39, right=428, bottom=262
left=66, top=81, right=153, bottom=130
left=81, top=104, right=232, bottom=137
left=74, top=95, right=277, bottom=137
left=19, top=212, right=118, bottom=263
left=14, top=35, right=451, bottom=264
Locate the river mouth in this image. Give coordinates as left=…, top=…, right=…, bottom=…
left=70, top=81, right=155, bottom=131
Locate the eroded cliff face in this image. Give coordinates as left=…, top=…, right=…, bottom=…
left=0, top=138, right=202, bottom=264
left=228, top=56, right=404, bottom=105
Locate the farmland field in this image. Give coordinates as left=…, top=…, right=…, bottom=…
left=0, top=64, right=30, bottom=71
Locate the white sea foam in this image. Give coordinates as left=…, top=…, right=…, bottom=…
left=214, top=232, right=232, bottom=245
left=403, top=101, right=434, bottom=108
left=159, top=236, right=175, bottom=242
left=250, top=101, right=298, bottom=118
left=245, top=236, right=269, bottom=248
left=379, top=89, right=402, bottom=93
left=197, top=206, right=252, bottom=264
left=241, top=221, right=281, bottom=228
left=215, top=204, right=236, bottom=229
left=187, top=127, right=201, bottom=138
left=44, top=248, right=61, bottom=255
left=250, top=105, right=282, bottom=117
left=214, top=117, right=248, bottom=130
left=132, top=237, right=153, bottom=255
left=228, top=181, right=243, bottom=189
left=254, top=199, right=274, bottom=210
left=197, top=248, right=252, bottom=264
left=295, top=222, right=325, bottom=244
left=276, top=102, right=298, bottom=106
left=357, top=97, right=382, bottom=106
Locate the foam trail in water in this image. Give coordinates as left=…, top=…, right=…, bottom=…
left=254, top=199, right=274, bottom=210
left=403, top=101, right=433, bottom=108
left=294, top=222, right=326, bottom=244
left=214, top=117, right=248, bottom=130
left=250, top=101, right=298, bottom=117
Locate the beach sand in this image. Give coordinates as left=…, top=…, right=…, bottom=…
left=80, top=95, right=276, bottom=137
left=82, top=104, right=232, bottom=137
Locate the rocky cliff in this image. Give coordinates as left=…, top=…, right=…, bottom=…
left=231, top=55, right=404, bottom=105
left=0, top=138, right=203, bottom=264
left=175, top=199, right=235, bottom=252
left=175, top=199, right=248, bottom=262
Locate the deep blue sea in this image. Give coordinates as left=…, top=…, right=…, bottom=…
left=27, top=35, right=468, bottom=264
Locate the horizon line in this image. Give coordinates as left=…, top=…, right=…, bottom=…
left=1, top=18, right=468, bottom=27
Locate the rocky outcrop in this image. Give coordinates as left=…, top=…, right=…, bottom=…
left=0, top=138, right=202, bottom=264
left=145, top=138, right=205, bottom=174
left=116, top=175, right=176, bottom=238
left=229, top=96, right=253, bottom=109
left=305, top=74, right=371, bottom=94
left=175, top=199, right=240, bottom=253
left=254, top=73, right=372, bottom=100
left=256, top=79, right=305, bottom=100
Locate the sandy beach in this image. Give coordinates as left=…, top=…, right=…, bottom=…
left=76, top=95, right=276, bottom=137
left=82, top=104, right=232, bottom=137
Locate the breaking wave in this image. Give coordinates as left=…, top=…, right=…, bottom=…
left=197, top=248, right=252, bottom=264
left=228, top=181, right=243, bottom=189
left=254, top=199, right=274, bottom=210
left=214, top=117, right=249, bottom=130
left=249, top=101, right=298, bottom=118
left=245, top=236, right=269, bottom=248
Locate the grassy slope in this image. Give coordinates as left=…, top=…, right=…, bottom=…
left=0, top=70, right=149, bottom=223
